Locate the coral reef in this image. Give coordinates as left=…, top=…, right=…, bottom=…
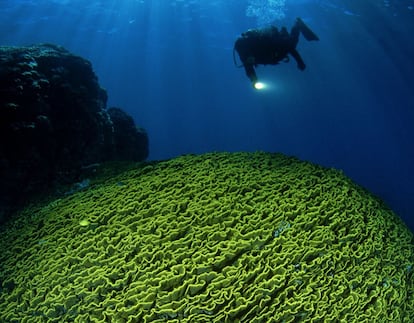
left=0, top=44, right=148, bottom=222
left=0, top=152, right=413, bottom=322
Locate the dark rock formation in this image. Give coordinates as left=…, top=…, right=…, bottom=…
left=108, top=107, right=149, bottom=161
left=0, top=43, right=148, bottom=223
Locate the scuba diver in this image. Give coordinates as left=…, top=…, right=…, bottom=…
left=234, top=17, right=319, bottom=88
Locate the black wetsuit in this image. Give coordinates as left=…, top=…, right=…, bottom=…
left=234, top=18, right=318, bottom=85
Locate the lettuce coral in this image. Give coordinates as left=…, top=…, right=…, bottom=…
left=0, top=152, right=413, bottom=322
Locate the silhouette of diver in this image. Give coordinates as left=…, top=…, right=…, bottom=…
left=234, top=18, right=319, bottom=88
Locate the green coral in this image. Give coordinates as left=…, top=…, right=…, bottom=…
left=0, top=152, right=413, bottom=322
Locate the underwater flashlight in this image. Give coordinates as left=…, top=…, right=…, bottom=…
left=253, top=82, right=266, bottom=90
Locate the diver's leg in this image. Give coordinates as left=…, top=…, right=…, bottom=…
left=290, top=23, right=300, bottom=41
left=295, top=18, right=319, bottom=41
left=290, top=48, right=306, bottom=71
left=290, top=23, right=300, bottom=45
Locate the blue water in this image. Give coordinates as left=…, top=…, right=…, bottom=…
left=1, top=0, right=413, bottom=229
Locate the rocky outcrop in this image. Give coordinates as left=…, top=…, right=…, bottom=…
left=0, top=43, right=148, bottom=222
left=108, top=107, right=149, bottom=162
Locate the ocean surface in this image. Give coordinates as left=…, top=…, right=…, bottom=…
left=1, top=0, right=413, bottom=229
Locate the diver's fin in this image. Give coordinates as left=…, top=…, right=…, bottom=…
left=296, top=17, right=319, bottom=41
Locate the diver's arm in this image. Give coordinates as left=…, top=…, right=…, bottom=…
left=290, top=49, right=306, bottom=70
left=244, top=64, right=258, bottom=85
